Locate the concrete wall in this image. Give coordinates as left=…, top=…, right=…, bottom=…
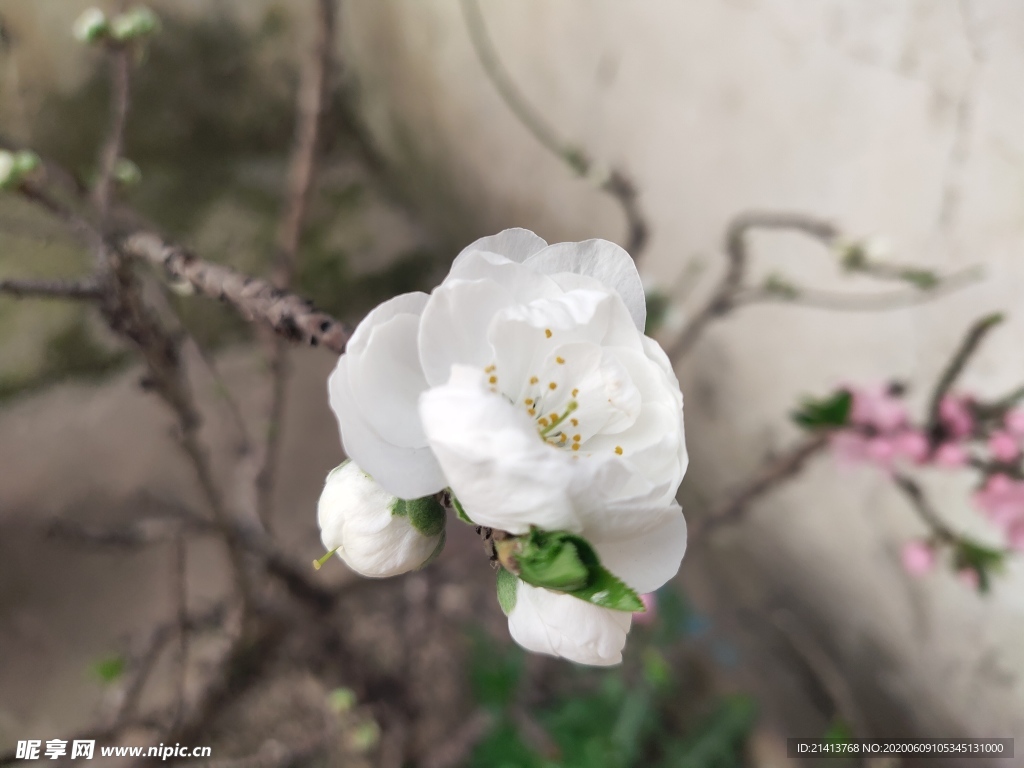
left=341, top=0, right=1024, bottom=741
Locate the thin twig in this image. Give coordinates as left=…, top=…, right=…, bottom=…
left=122, top=231, right=351, bottom=354
left=690, top=433, right=829, bottom=542
left=734, top=266, right=981, bottom=312
left=891, top=474, right=959, bottom=544
left=460, top=0, right=649, bottom=257
left=257, top=0, right=337, bottom=532
left=926, top=312, right=1003, bottom=438
left=172, top=532, right=189, bottom=728
left=0, top=276, right=103, bottom=300
left=93, top=46, right=131, bottom=227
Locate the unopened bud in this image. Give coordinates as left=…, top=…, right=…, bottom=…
left=110, top=6, right=160, bottom=42
left=72, top=8, right=109, bottom=44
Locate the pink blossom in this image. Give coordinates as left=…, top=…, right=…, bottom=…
left=633, top=592, right=658, bottom=626
left=850, top=384, right=907, bottom=432
left=894, top=430, right=929, bottom=464
left=829, top=431, right=871, bottom=467
left=866, top=437, right=896, bottom=466
left=939, top=395, right=974, bottom=439
left=1004, top=409, right=1024, bottom=437
left=957, top=568, right=980, bottom=591
left=987, top=431, right=1020, bottom=463
left=972, top=473, right=1024, bottom=528
left=1008, top=521, right=1024, bottom=553
left=901, top=540, right=935, bottom=576
left=933, top=442, right=968, bottom=468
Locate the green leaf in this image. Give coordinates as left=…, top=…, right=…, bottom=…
left=390, top=495, right=446, bottom=537
left=91, top=655, right=126, bottom=684
left=449, top=491, right=475, bottom=524
left=954, top=539, right=1007, bottom=593
left=496, top=567, right=519, bottom=616
left=501, top=529, right=644, bottom=612
left=791, top=389, right=852, bottom=430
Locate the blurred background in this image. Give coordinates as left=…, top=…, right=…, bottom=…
left=1, top=1, right=1023, bottom=766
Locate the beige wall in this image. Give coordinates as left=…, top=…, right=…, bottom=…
left=341, top=0, right=1024, bottom=740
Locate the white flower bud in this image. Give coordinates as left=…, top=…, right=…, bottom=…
left=316, top=461, right=445, bottom=578
left=73, top=8, right=109, bottom=43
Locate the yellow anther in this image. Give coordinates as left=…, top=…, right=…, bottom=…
left=570, top=418, right=579, bottom=427
left=489, top=375, right=497, bottom=384
left=530, top=376, right=539, bottom=385
left=548, top=382, right=557, bottom=390
left=538, top=417, right=550, bottom=427
left=571, top=388, right=579, bottom=397
left=545, top=329, right=552, bottom=338
left=559, top=434, right=567, bottom=443
left=556, top=356, right=565, bottom=364
left=572, top=434, right=581, bottom=442
left=485, top=364, right=496, bottom=373
left=572, top=443, right=580, bottom=451
left=614, top=446, right=623, bottom=455
left=525, top=398, right=534, bottom=405
left=528, top=408, right=536, bottom=416
left=548, top=413, right=558, bottom=422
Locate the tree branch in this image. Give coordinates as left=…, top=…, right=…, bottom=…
left=121, top=231, right=351, bottom=354
left=257, top=0, right=337, bottom=532
left=0, top=276, right=102, bottom=300
left=689, top=433, right=830, bottom=542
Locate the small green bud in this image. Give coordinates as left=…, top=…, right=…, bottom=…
left=496, top=567, right=518, bottom=616
left=12, top=151, right=40, bottom=176
left=113, top=157, right=142, bottom=186
left=327, top=687, right=357, bottom=714
left=110, top=6, right=160, bottom=41
left=0, top=150, right=16, bottom=189
left=73, top=7, right=109, bottom=44
left=349, top=720, right=381, bottom=753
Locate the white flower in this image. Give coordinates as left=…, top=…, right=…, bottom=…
left=317, top=461, right=445, bottom=578
left=328, top=228, right=688, bottom=663
left=72, top=8, right=108, bottom=43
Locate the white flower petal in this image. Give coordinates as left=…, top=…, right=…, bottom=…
left=447, top=249, right=562, bottom=304
left=507, top=582, right=631, bottom=666
left=329, top=355, right=446, bottom=499
left=592, top=503, right=687, bottom=594
left=419, top=365, right=579, bottom=533
left=418, top=277, right=513, bottom=386
left=348, top=313, right=430, bottom=448
left=525, top=239, right=646, bottom=332
left=346, top=291, right=429, bottom=355
left=453, top=227, right=548, bottom=266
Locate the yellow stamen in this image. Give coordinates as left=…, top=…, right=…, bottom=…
left=548, top=382, right=557, bottom=390
left=571, top=388, right=579, bottom=397
left=614, top=446, right=623, bottom=455
left=545, top=329, right=552, bottom=338
left=525, top=398, right=534, bottom=405
left=313, top=547, right=339, bottom=570
left=489, top=375, right=497, bottom=384
left=572, top=443, right=580, bottom=451
left=556, top=356, right=565, bottom=364
left=530, top=376, right=539, bottom=385
left=570, top=418, right=579, bottom=427
left=485, top=365, right=496, bottom=373
left=528, top=408, right=536, bottom=416
left=572, top=434, right=581, bottom=442
left=538, top=417, right=550, bottom=427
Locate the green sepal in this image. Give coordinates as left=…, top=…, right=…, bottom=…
left=449, top=491, right=474, bottom=524
left=791, top=389, right=852, bottom=430
left=496, top=567, right=518, bottom=616
left=501, top=528, right=643, bottom=612
left=390, top=495, right=446, bottom=537
left=421, top=526, right=446, bottom=568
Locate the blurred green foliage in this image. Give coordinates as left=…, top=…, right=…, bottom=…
left=465, top=589, right=756, bottom=768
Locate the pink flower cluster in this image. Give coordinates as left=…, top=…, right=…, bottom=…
left=973, top=474, right=1024, bottom=553
left=830, top=387, right=1024, bottom=472
left=829, top=385, right=928, bottom=469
